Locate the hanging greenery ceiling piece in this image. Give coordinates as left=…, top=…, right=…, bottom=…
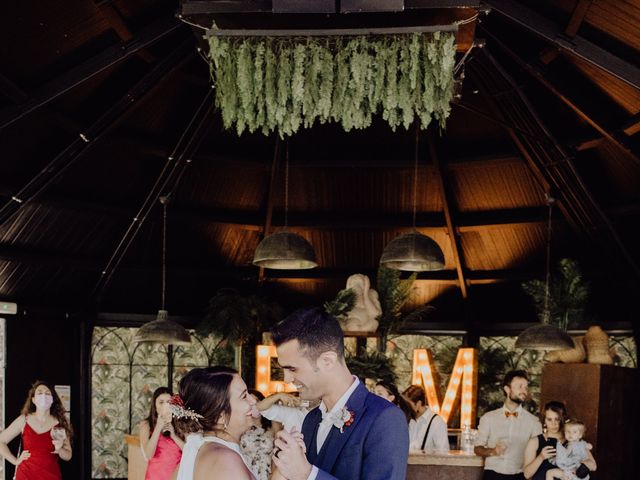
left=207, top=32, right=456, bottom=137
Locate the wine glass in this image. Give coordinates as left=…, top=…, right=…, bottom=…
left=50, top=426, right=66, bottom=453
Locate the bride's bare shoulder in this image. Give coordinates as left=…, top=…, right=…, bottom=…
left=195, top=444, right=252, bottom=479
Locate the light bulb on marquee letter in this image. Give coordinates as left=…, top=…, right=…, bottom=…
left=411, top=347, right=478, bottom=427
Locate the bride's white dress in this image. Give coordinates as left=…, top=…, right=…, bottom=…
left=176, top=433, right=257, bottom=480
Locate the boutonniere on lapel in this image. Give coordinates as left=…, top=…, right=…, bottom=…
left=333, top=407, right=355, bottom=433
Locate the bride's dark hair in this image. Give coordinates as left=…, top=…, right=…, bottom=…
left=174, top=366, right=237, bottom=436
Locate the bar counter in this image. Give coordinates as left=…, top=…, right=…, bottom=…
left=407, top=450, right=484, bottom=480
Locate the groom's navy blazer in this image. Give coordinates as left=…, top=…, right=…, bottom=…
left=301, top=382, right=409, bottom=480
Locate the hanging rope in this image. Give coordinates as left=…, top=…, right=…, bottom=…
left=543, top=195, right=554, bottom=324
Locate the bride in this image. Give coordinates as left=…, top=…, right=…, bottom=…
left=171, top=367, right=258, bottom=480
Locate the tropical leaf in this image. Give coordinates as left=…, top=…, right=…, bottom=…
left=522, top=258, right=590, bottom=330
left=324, top=288, right=356, bottom=318
left=346, top=350, right=396, bottom=385
left=197, top=288, right=282, bottom=345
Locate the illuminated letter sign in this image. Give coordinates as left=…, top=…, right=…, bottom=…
left=412, top=348, right=478, bottom=427
left=255, top=345, right=291, bottom=396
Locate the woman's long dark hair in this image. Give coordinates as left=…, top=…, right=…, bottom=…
left=146, top=386, right=172, bottom=432
left=174, top=366, right=237, bottom=437
left=377, top=380, right=415, bottom=422
left=542, top=400, right=568, bottom=431
left=21, top=380, right=73, bottom=441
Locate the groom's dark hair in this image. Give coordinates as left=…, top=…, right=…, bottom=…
left=271, top=307, right=344, bottom=362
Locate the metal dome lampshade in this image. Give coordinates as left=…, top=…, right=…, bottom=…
left=515, top=195, right=573, bottom=351
left=253, top=231, right=317, bottom=269
left=134, top=196, right=191, bottom=345
left=253, top=139, right=317, bottom=270
left=380, top=126, right=445, bottom=272
left=380, top=232, right=445, bottom=271
left=134, top=309, right=191, bottom=345
left=515, top=323, right=573, bottom=350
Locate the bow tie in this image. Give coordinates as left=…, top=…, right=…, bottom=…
left=505, top=411, right=518, bottom=418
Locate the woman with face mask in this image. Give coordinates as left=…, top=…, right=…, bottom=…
left=0, top=380, right=73, bottom=479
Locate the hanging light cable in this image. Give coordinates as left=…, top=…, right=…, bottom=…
left=515, top=195, right=573, bottom=350
left=253, top=138, right=317, bottom=270
left=134, top=196, right=191, bottom=345
left=380, top=125, right=445, bottom=271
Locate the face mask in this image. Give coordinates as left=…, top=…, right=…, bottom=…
left=34, top=393, right=54, bottom=410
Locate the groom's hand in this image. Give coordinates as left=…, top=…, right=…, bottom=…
left=272, top=430, right=312, bottom=480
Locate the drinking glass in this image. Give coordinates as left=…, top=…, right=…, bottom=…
left=50, top=426, right=66, bottom=453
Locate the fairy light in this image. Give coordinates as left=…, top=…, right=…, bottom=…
left=411, top=347, right=478, bottom=426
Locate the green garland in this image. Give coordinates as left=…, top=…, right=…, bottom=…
left=207, top=32, right=456, bottom=137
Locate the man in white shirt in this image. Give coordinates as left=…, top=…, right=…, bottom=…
left=474, top=370, right=542, bottom=480
left=270, top=308, right=409, bottom=480
left=403, top=385, right=449, bottom=452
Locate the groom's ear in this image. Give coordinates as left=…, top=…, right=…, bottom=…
left=317, top=351, right=338, bottom=370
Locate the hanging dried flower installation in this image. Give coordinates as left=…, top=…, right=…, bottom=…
left=206, top=32, right=456, bottom=137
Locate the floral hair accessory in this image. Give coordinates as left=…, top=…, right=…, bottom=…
left=331, top=407, right=355, bottom=433
left=169, top=394, right=203, bottom=420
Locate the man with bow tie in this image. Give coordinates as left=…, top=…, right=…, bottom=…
left=270, top=308, right=409, bottom=480
left=475, top=370, right=543, bottom=480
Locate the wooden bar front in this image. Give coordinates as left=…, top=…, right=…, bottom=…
left=407, top=451, right=484, bottom=480
left=541, top=363, right=638, bottom=480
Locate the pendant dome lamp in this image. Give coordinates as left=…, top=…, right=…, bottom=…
left=253, top=139, right=317, bottom=270
left=515, top=195, right=573, bottom=351
left=134, top=196, right=191, bottom=345
left=380, top=126, right=445, bottom=272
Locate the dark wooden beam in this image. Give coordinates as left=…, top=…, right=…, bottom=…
left=486, top=0, right=640, bottom=89
left=0, top=73, right=28, bottom=104
left=621, top=112, right=640, bottom=137
left=0, top=41, right=194, bottom=228
left=428, top=130, right=469, bottom=298
left=0, top=188, right=550, bottom=230
left=96, top=2, right=156, bottom=62
left=92, top=86, right=216, bottom=302
left=481, top=27, right=640, bottom=167
left=181, top=0, right=480, bottom=14
left=0, top=243, right=543, bottom=283
left=471, top=49, right=640, bottom=282
left=0, top=17, right=186, bottom=131
left=565, top=0, right=593, bottom=38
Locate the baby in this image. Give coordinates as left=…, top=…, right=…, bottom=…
left=546, top=420, right=593, bottom=480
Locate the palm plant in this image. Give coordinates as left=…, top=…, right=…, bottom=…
left=521, top=258, right=590, bottom=331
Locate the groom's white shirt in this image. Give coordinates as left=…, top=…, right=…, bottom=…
left=307, top=376, right=360, bottom=480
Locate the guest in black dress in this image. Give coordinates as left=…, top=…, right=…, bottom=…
left=522, top=401, right=567, bottom=480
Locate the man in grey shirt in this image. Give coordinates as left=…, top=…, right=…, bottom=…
left=475, top=370, right=542, bottom=480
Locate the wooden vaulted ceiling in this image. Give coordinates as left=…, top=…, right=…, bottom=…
left=0, top=0, right=639, bottom=333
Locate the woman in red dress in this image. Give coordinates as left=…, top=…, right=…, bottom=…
left=0, top=380, right=73, bottom=479
left=139, top=387, right=184, bottom=480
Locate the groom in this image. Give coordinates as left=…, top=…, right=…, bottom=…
left=271, top=308, right=409, bottom=480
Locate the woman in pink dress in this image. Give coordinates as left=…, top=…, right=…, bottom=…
left=0, top=380, right=73, bottom=479
left=139, top=387, right=184, bottom=480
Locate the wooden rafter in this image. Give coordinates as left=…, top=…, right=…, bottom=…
left=96, top=1, right=155, bottom=62
left=0, top=17, right=185, bottom=131
left=0, top=41, right=194, bottom=228
left=486, top=0, right=640, bottom=89
left=565, top=0, right=593, bottom=38
left=481, top=27, right=640, bottom=167
left=0, top=243, right=543, bottom=284
left=91, top=86, right=216, bottom=302
left=470, top=49, right=640, bottom=282
left=428, top=130, right=469, bottom=299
